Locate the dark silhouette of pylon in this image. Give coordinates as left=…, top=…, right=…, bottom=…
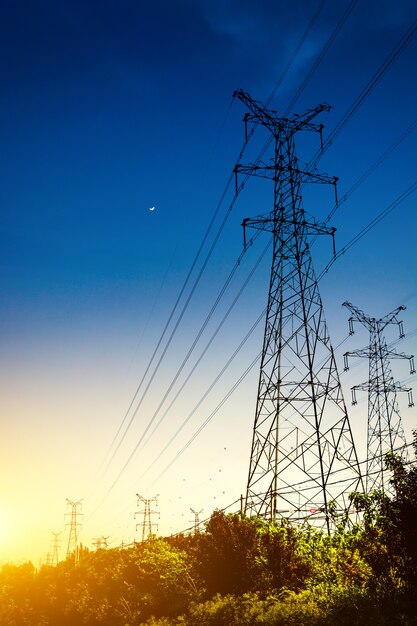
left=92, top=535, right=110, bottom=550
left=65, top=498, right=83, bottom=563
left=51, top=531, right=61, bottom=566
left=343, top=302, right=415, bottom=494
left=135, top=493, right=159, bottom=541
left=190, top=507, right=203, bottom=534
left=233, top=90, right=363, bottom=532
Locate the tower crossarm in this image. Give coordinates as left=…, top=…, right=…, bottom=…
left=353, top=380, right=412, bottom=394
left=242, top=212, right=336, bottom=237
left=136, top=493, right=148, bottom=506
left=350, top=380, right=414, bottom=406
left=376, top=305, right=406, bottom=333
left=343, top=301, right=406, bottom=336
left=234, top=162, right=338, bottom=187
left=343, top=301, right=375, bottom=333
left=233, top=89, right=330, bottom=137
left=384, top=349, right=415, bottom=373
left=343, top=347, right=371, bottom=370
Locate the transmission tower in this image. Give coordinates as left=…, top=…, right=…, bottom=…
left=190, top=508, right=203, bottom=534
left=92, top=535, right=110, bottom=550
left=343, top=302, right=415, bottom=494
left=135, top=493, right=159, bottom=541
left=233, top=89, right=363, bottom=533
left=65, top=499, right=83, bottom=563
left=50, top=531, right=61, bottom=566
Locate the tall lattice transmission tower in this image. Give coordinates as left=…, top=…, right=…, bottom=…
left=343, top=302, right=415, bottom=494
left=233, top=90, right=363, bottom=532
left=135, top=493, right=159, bottom=542
left=65, top=498, right=83, bottom=563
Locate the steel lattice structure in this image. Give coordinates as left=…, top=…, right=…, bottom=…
left=135, top=493, right=159, bottom=542
left=50, top=531, right=61, bottom=566
left=233, top=90, right=363, bottom=533
left=343, top=302, right=415, bottom=495
left=190, top=507, right=203, bottom=534
left=65, top=498, right=82, bottom=563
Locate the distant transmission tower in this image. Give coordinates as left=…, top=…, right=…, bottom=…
left=233, top=90, right=363, bottom=532
left=50, top=531, right=61, bottom=566
left=135, top=493, right=159, bottom=541
left=65, top=499, right=83, bottom=563
left=190, top=508, right=203, bottom=534
left=92, top=535, right=110, bottom=550
left=343, top=302, right=415, bottom=494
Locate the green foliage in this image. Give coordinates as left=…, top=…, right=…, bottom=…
left=126, top=537, right=198, bottom=619
left=193, top=510, right=266, bottom=595
left=350, top=437, right=417, bottom=590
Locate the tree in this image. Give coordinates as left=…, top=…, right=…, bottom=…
left=351, top=431, right=417, bottom=589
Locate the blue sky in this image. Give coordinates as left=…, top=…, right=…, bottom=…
left=0, top=0, right=416, bottom=564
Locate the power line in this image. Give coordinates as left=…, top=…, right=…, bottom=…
left=267, top=0, right=328, bottom=107
left=322, top=114, right=417, bottom=228
left=319, top=179, right=417, bottom=279
left=285, top=0, right=359, bottom=114
left=174, top=441, right=417, bottom=537
left=100, top=230, right=260, bottom=499
left=144, top=175, right=417, bottom=490
left=91, top=8, right=416, bottom=514
left=139, top=238, right=270, bottom=455
left=91, top=0, right=352, bottom=504
left=95, top=171, right=237, bottom=485
left=149, top=350, right=262, bottom=488
left=311, top=17, right=417, bottom=162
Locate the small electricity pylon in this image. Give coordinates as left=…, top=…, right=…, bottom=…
left=233, top=90, right=363, bottom=533
left=50, top=531, right=61, bottom=566
left=343, top=302, right=415, bottom=494
left=190, top=508, right=203, bottom=534
left=65, top=498, right=83, bottom=563
left=92, top=536, right=110, bottom=550
left=135, top=493, right=159, bottom=541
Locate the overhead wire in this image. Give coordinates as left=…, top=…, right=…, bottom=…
left=143, top=95, right=417, bottom=484
left=318, top=179, right=417, bottom=280
left=149, top=349, right=263, bottom=488
left=327, top=116, right=417, bottom=224
left=102, top=6, right=415, bottom=487
left=285, top=0, right=359, bottom=114
left=94, top=170, right=236, bottom=479
left=100, top=118, right=416, bottom=511
left=101, top=233, right=265, bottom=493
left=135, top=136, right=417, bottom=512
left=96, top=0, right=354, bottom=496
left=173, top=441, right=417, bottom=537
left=145, top=176, right=416, bottom=488
left=96, top=245, right=177, bottom=471
left=92, top=1, right=345, bottom=495
left=310, top=17, right=417, bottom=164
left=139, top=238, right=271, bottom=454
left=91, top=5, right=415, bottom=513
left=266, top=0, right=328, bottom=107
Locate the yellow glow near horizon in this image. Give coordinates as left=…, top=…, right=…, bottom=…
left=0, top=506, right=12, bottom=548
